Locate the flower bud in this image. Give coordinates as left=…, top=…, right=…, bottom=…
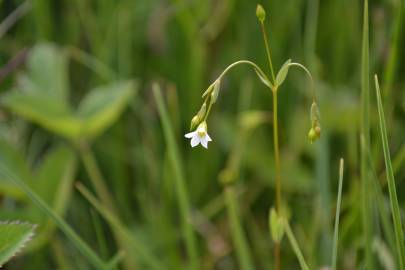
left=210, top=79, right=221, bottom=105
left=256, top=4, right=266, bottom=22
left=308, top=128, right=317, bottom=144
left=197, top=102, right=207, bottom=120
left=190, top=115, right=200, bottom=131
left=314, top=126, right=321, bottom=138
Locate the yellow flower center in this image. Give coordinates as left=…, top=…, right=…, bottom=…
left=197, top=130, right=206, bottom=137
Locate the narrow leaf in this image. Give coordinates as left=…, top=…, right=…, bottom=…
left=275, top=59, right=291, bottom=87
left=374, top=75, right=405, bottom=270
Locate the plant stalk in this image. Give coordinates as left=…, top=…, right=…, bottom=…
left=272, top=87, right=281, bottom=270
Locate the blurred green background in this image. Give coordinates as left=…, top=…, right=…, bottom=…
left=0, top=0, right=404, bottom=269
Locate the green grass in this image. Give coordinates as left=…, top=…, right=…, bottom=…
left=0, top=0, right=404, bottom=269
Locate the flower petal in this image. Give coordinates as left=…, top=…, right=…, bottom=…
left=206, top=133, right=212, bottom=142
left=200, top=137, right=208, bottom=149
left=185, top=131, right=196, bottom=138
left=190, top=135, right=200, bottom=147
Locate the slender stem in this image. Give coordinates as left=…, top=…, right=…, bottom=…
left=360, top=1, right=374, bottom=269
left=153, top=85, right=199, bottom=270
left=78, top=142, right=115, bottom=212
left=272, top=89, right=281, bottom=211
left=272, top=88, right=281, bottom=270
left=224, top=186, right=254, bottom=270
left=332, top=159, right=344, bottom=270
left=284, top=219, right=310, bottom=270
left=260, top=22, right=276, bottom=83
left=217, top=60, right=270, bottom=83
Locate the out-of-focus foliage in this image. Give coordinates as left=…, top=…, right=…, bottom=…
left=0, top=0, right=403, bottom=269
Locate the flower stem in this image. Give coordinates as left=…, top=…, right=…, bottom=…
left=260, top=21, right=276, bottom=83
left=272, top=88, right=282, bottom=270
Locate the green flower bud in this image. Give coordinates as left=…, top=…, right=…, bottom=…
left=308, top=128, right=317, bottom=144
left=210, top=79, right=221, bottom=105
left=197, top=102, right=207, bottom=120
left=190, top=115, right=200, bottom=131
left=314, top=126, right=321, bottom=138
left=256, top=4, right=266, bottom=22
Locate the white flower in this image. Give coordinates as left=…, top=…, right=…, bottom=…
left=184, top=122, right=212, bottom=149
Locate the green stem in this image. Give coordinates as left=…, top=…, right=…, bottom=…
left=78, top=142, right=115, bottom=212
left=260, top=21, right=276, bottom=83
left=284, top=219, right=310, bottom=270
left=272, top=87, right=281, bottom=270
left=217, top=60, right=270, bottom=84
left=272, top=89, right=281, bottom=212
left=153, top=85, right=199, bottom=270
left=224, top=186, right=254, bottom=270
left=360, top=0, right=374, bottom=268
left=78, top=142, right=137, bottom=270
left=331, top=159, right=344, bottom=270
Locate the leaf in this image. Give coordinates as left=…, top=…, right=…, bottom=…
left=1, top=92, right=81, bottom=140
left=0, top=221, right=36, bottom=267
left=0, top=139, right=32, bottom=201
left=22, top=43, right=69, bottom=102
left=77, top=80, right=136, bottom=138
left=28, top=146, right=77, bottom=250
left=254, top=68, right=273, bottom=88
left=374, top=75, right=405, bottom=268
left=0, top=163, right=108, bottom=269
left=275, top=59, right=291, bottom=87
left=269, top=208, right=284, bottom=243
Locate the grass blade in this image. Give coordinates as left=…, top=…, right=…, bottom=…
left=224, top=186, right=254, bottom=270
left=75, top=183, right=165, bottom=270
left=283, top=219, right=310, bottom=270
left=0, top=163, right=108, bottom=269
left=331, top=158, right=344, bottom=270
left=374, top=75, right=405, bottom=270
left=153, top=83, right=199, bottom=270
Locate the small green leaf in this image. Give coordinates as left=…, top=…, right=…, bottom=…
left=78, top=80, right=136, bottom=138
left=1, top=92, right=81, bottom=140
left=254, top=68, right=273, bottom=88
left=275, top=59, right=291, bottom=87
left=0, top=221, right=36, bottom=267
left=22, top=43, right=69, bottom=102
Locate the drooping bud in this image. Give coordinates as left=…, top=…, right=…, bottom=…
left=197, top=102, right=207, bottom=121
left=308, top=102, right=321, bottom=143
left=256, top=4, right=266, bottom=22
left=190, top=115, right=200, bottom=131
left=210, top=79, right=221, bottom=104
left=308, top=128, right=317, bottom=144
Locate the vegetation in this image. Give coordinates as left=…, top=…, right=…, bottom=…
left=0, top=0, right=404, bottom=269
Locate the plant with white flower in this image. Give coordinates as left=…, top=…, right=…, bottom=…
left=184, top=121, right=212, bottom=149
left=185, top=4, right=321, bottom=270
